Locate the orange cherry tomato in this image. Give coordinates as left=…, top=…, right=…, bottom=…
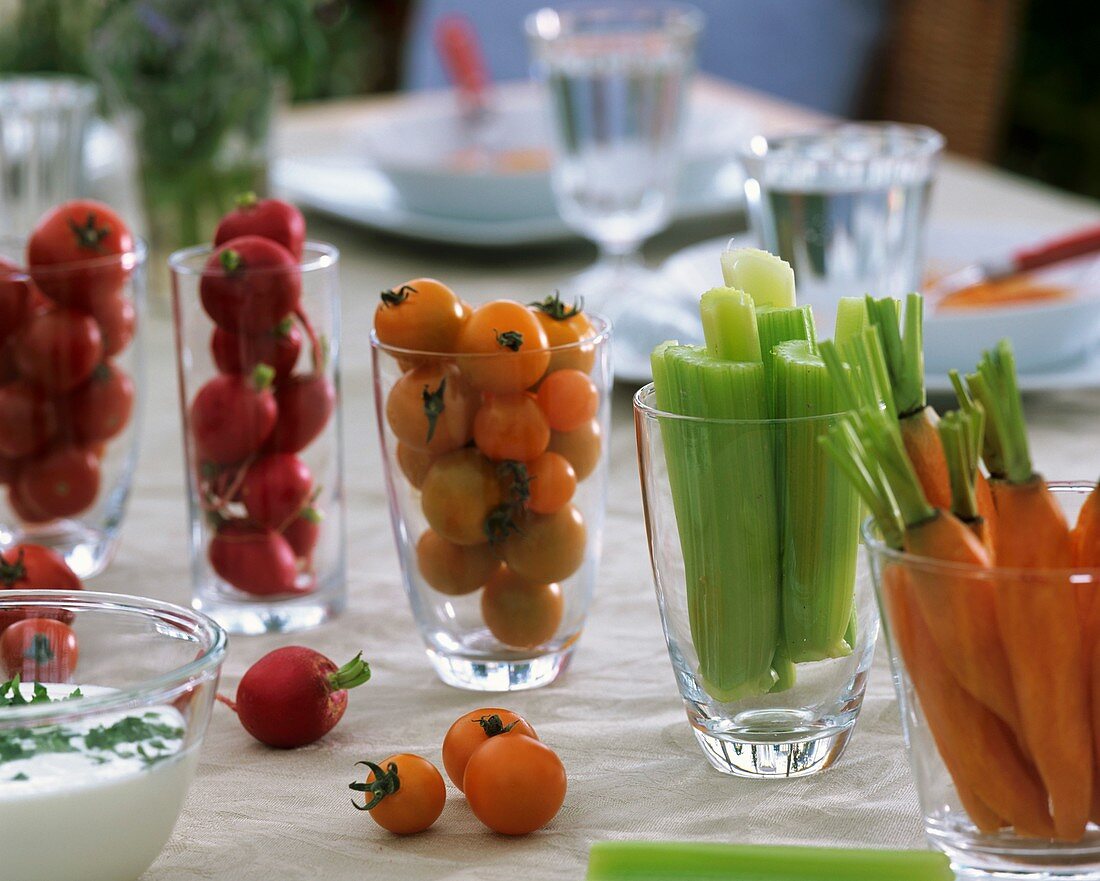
left=548, top=419, right=602, bottom=481
left=1, top=618, right=79, bottom=681
left=350, top=754, right=446, bottom=835
left=457, top=300, right=550, bottom=393
left=536, top=369, right=599, bottom=433
left=529, top=292, right=596, bottom=375
left=473, top=393, right=550, bottom=462
left=464, top=733, right=566, bottom=835
left=441, top=708, right=538, bottom=791
left=481, top=567, right=564, bottom=649
left=416, top=529, right=501, bottom=595
left=385, top=361, right=476, bottom=455
left=525, top=452, right=576, bottom=515
left=502, top=505, right=586, bottom=584
left=420, top=448, right=504, bottom=545
left=374, top=278, right=466, bottom=353
left=396, top=442, right=434, bottom=489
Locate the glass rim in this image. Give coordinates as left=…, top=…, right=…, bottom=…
left=738, top=122, right=946, bottom=164
left=633, top=381, right=850, bottom=426
left=0, top=73, right=98, bottom=104
left=0, top=590, right=227, bottom=725
left=370, top=311, right=612, bottom=359
left=167, top=240, right=339, bottom=278
left=862, top=482, right=1100, bottom=580
left=525, top=1, right=705, bottom=41
left=0, top=235, right=148, bottom=276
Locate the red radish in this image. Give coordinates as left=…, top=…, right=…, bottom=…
left=266, top=374, right=335, bottom=453
left=66, top=362, right=134, bottom=443
left=283, top=507, right=322, bottom=559
left=200, top=236, right=301, bottom=334
left=88, top=293, right=136, bottom=357
left=0, top=380, right=57, bottom=457
left=1, top=618, right=79, bottom=681
left=0, top=455, right=15, bottom=486
left=7, top=482, right=53, bottom=524
left=240, top=454, right=313, bottom=528
left=190, top=365, right=277, bottom=464
left=27, top=200, right=134, bottom=309
left=0, top=544, right=82, bottom=631
left=211, top=321, right=301, bottom=380
left=222, top=646, right=370, bottom=748
left=214, top=194, right=306, bottom=261
left=16, top=447, right=100, bottom=519
left=15, top=308, right=103, bottom=393
left=0, top=258, right=30, bottom=346
left=208, top=522, right=298, bottom=596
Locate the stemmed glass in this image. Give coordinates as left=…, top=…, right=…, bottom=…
left=527, top=3, right=703, bottom=368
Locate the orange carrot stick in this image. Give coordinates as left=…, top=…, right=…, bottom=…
left=900, top=407, right=951, bottom=511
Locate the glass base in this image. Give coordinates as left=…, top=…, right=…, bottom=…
left=931, top=822, right=1100, bottom=880
left=193, top=588, right=345, bottom=635
left=426, top=647, right=573, bottom=692
left=1, top=520, right=116, bottom=579
left=693, top=721, right=855, bottom=779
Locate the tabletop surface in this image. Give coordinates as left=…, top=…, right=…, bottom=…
left=91, top=79, right=1100, bottom=880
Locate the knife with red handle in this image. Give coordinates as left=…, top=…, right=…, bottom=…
left=435, top=14, right=490, bottom=119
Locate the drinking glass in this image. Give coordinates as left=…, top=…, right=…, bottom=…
left=372, top=317, right=612, bottom=691
left=527, top=4, right=702, bottom=362
left=739, top=123, right=944, bottom=336
left=635, top=384, right=878, bottom=777
left=867, top=483, right=1100, bottom=880
left=0, top=76, right=97, bottom=238
left=0, top=237, right=145, bottom=579
left=168, top=242, right=346, bottom=634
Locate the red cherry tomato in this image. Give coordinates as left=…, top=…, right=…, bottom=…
left=1, top=618, right=79, bottom=681
left=463, top=733, right=567, bottom=835
left=208, top=522, right=299, bottom=596
left=15, top=308, right=103, bottom=393
left=199, top=236, right=301, bottom=334
left=441, top=708, right=538, bottom=791
left=473, top=393, right=550, bottom=462
left=211, top=322, right=301, bottom=380
left=265, top=374, right=334, bottom=454
left=385, top=361, right=476, bottom=455
left=536, top=369, right=599, bottom=432
left=525, top=452, right=577, bottom=514
left=0, top=544, right=82, bottom=631
left=0, top=258, right=30, bottom=347
left=64, top=362, right=134, bottom=444
left=0, top=380, right=57, bottom=457
left=27, top=200, right=134, bottom=310
left=189, top=370, right=277, bottom=464
left=16, top=447, right=100, bottom=519
left=214, top=195, right=306, bottom=260
left=351, top=754, right=446, bottom=835
left=373, top=278, right=467, bottom=353
left=88, top=293, right=136, bottom=357
left=239, top=454, right=313, bottom=528
left=282, top=507, right=322, bottom=559
left=457, top=301, right=550, bottom=393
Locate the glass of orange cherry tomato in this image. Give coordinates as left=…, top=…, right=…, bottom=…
left=168, top=202, right=345, bottom=634
left=371, top=280, right=611, bottom=690
left=0, top=200, right=144, bottom=578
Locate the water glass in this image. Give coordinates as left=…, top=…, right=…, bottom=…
left=739, top=123, right=944, bottom=335
left=372, top=317, right=612, bottom=691
left=867, top=484, right=1100, bottom=879
left=634, top=384, right=878, bottom=777
left=168, top=243, right=346, bottom=634
left=0, top=237, right=145, bottom=579
left=527, top=3, right=702, bottom=360
left=0, top=76, right=97, bottom=238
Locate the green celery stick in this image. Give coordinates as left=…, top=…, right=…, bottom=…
left=720, top=248, right=796, bottom=308
left=700, top=287, right=761, bottom=362
left=756, top=304, right=817, bottom=388
left=773, top=340, right=860, bottom=662
left=834, top=296, right=868, bottom=347
left=586, top=842, right=953, bottom=881
left=768, top=639, right=797, bottom=693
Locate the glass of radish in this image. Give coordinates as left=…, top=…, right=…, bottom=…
left=168, top=236, right=345, bottom=634
left=0, top=201, right=145, bottom=578
left=371, top=285, right=612, bottom=691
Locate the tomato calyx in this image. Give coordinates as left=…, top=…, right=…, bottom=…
left=219, top=249, right=243, bottom=275
left=485, top=461, right=531, bottom=544
left=498, top=460, right=532, bottom=506
left=476, top=713, right=519, bottom=738
left=485, top=504, right=521, bottom=545
left=529, top=291, right=584, bottom=321
left=0, top=548, right=28, bottom=587
left=421, top=378, right=448, bottom=444
left=380, top=284, right=416, bottom=308
left=495, top=330, right=523, bottom=352
left=235, top=191, right=260, bottom=210
left=350, top=760, right=401, bottom=811
left=327, top=652, right=372, bottom=692
left=67, top=212, right=113, bottom=253
left=24, top=633, right=54, bottom=664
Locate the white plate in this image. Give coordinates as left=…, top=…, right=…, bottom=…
left=636, top=226, right=1100, bottom=391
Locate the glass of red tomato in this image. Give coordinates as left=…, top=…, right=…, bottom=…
left=371, top=284, right=612, bottom=691
left=168, top=240, right=344, bottom=634
left=0, top=201, right=145, bottom=578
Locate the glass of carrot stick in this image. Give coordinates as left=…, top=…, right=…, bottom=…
left=824, top=314, right=1100, bottom=877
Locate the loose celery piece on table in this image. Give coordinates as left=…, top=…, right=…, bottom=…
left=773, top=339, right=861, bottom=662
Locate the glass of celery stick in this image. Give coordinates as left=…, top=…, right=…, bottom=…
left=634, top=249, right=878, bottom=778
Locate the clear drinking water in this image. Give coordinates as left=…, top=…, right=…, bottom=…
left=740, top=125, right=944, bottom=334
